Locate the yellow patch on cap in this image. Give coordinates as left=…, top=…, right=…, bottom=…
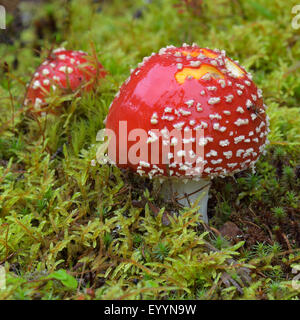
left=175, top=65, right=224, bottom=84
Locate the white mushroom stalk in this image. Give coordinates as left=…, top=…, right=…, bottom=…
left=161, top=178, right=211, bottom=223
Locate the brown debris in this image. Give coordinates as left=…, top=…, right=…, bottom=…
left=220, top=221, right=243, bottom=242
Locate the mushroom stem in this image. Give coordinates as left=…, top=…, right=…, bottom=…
left=161, top=178, right=211, bottom=223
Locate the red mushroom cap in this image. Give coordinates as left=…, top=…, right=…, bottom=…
left=105, top=44, right=270, bottom=179
left=24, top=48, right=106, bottom=113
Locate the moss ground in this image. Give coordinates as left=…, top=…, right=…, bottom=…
left=0, top=0, right=300, bottom=299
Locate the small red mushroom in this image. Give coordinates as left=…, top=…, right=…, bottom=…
left=105, top=44, right=270, bottom=222
left=24, top=47, right=106, bottom=114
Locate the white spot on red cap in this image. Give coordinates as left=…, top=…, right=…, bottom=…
left=234, top=135, right=245, bottom=144
left=190, top=61, right=201, bottom=67
left=219, top=139, right=230, bottom=147
left=185, top=99, right=194, bottom=107
left=209, top=113, right=222, bottom=120
left=32, top=80, right=41, bottom=89
left=223, top=151, right=232, bottom=159
left=234, top=118, right=249, bottom=126
left=42, top=69, right=50, bottom=76
left=208, top=97, right=221, bottom=105
left=225, top=94, right=234, bottom=102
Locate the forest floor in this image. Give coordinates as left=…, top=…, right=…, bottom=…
left=0, top=0, right=300, bottom=299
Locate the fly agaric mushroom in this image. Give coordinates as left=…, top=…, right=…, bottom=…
left=24, top=48, right=106, bottom=113
left=104, top=44, right=270, bottom=223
